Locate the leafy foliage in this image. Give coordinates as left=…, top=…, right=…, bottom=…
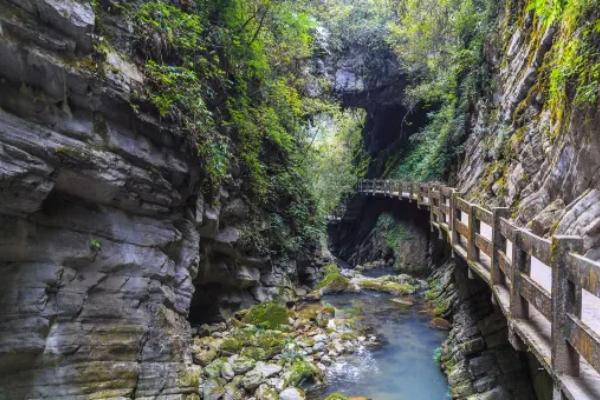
left=386, top=0, right=495, bottom=179
left=304, top=109, right=369, bottom=218
left=133, top=0, right=331, bottom=259
left=533, top=0, right=600, bottom=136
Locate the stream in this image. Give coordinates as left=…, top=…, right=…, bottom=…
left=311, top=268, right=450, bottom=400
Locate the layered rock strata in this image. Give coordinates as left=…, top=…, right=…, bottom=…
left=0, top=1, right=322, bottom=398
left=431, top=260, right=540, bottom=400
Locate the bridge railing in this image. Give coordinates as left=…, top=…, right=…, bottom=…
left=349, top=179, right=600, bottom=399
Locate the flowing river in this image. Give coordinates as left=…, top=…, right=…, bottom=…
left=310, top=268, right=451, bottom=400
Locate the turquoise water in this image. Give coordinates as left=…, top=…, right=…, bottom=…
left=314, top=289, right=450, bottom=400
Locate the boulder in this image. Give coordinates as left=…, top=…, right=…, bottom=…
left=256, top=384, right=280, bottom=400
left=231, top=355, right=256, bottom=374
left=280, top=387, right=305, bottom=400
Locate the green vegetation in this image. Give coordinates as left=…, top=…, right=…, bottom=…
left=242, top=301, right=289, bottom=330
left=533, top=0, right=600, bottom=137
left=315, top=264, right=350, bottom=293
left=304, top=109, right=369, bottom=218
left=375, top=213, right=411, bottom=270
left=386, top=0, right=496, bottom=180
left=285, top=359, right=321, bottom=386
left=89, top=239, right=102, bottom=252
left=131, top=0, right=332, bottom=262
left=220, top=337, right=243, bottom=354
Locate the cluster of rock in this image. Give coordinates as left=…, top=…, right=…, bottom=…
left=191, top=302, right=378, bottom=400
left=310, top=264, right=426, bottom=298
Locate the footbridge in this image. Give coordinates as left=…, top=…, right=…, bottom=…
left=331, top=179, right=600, bottom=400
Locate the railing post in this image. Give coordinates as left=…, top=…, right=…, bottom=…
left=467, top=204, right=477, bottom=263
left=450, top=191, right=458, bottom=249
left=551, top=235, right=583, bottom=377
left=509, top=230, right=528, bottom=320
left=428, top=185, right=435, bottom=232
left=447, top=189, right=455, bottom=251
left=491, top=208, right=510, bottom=285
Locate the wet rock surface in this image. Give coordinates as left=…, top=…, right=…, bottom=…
left=427, top=260, right=537, bottom=400
left=192, top=301, right=379, bottom=400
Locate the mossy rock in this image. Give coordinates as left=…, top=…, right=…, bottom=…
left=357, top=278, right=416, bottom=295
left=240, top=346, right=268, bottom=361
left=323, top=393, right=349, bottom=400
left=243, top=301, right=290, bottom=330
left=284, top=359, right=322, bottom=387
left=256, top=384, right=280, bottom=400
left=340, top=332, right=358, bottom=341
left=255, top=329, right=286, bottom=347
left=205, top=358, right=228, bottom=379
left=220, top=337, right=243, bottom=355
left=316, top=264, right=349, bottom=293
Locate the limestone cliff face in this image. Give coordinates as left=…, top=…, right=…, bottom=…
left=0, top=1, right=320, bottom=398
left=456, top=0, right=600, bottom=257
left=431, top=260, right=538, bottom=400
left=0, top=1, right=203, bottom=398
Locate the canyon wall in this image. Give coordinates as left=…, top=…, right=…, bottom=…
left=0, top=1, right=324, bottom=398
left=456, top=0, right=600, bottom=257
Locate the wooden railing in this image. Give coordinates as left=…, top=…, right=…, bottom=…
left=337, top=179, right=600, bottom=400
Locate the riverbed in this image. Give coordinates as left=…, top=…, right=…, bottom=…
left=311, top=278, right=450, bottom=400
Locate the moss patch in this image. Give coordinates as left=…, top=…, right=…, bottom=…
left=324, top=393, right=349, bottom=400
left=285, top=359, right=321, bottom=387
left=243, top=301, right=290, bottom=330
left=357, top=277, right=416, bottom=295
left=316, top=264, right=350, bottom=293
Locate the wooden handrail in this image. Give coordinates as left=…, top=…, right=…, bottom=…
left=329, top=179, right=600, bottom=399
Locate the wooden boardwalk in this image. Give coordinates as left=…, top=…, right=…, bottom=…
left=331, top=179, right=600, bottom=400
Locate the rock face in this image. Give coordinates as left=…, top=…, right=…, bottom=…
left=454, top=0, right=600, bottom=256
left=0, top=1, right=323, bottom=398
left=430, top=260, right=539, bottom=400
left=308, top=23, right=427, bottom=176
left=0, top=0, right=202, bottom=398
left=328, top=196, right=440, bottom=275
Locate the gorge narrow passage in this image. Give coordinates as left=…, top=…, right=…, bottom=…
left=3, top=0, right=600, bottom=399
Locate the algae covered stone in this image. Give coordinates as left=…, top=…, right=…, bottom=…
left=243, top=301, right=290, bottom=329
left=284, top=359, right=322, bottom=387
left=193, top=336, right=221, bottom=366
left=203, top=377, right=227, bottom=400
left=323, top=393, right=349, bottom=400
left=242, top=362, right=283, bottom=391
left=256, top=384, right=280, bottom=400
left=231, top=355, right=256, bottom=374
left=206, top=358, right=228, bottom=379
left=357, top=276, right=416, bottom=295
left=315, top=264, right=350, bottom=294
